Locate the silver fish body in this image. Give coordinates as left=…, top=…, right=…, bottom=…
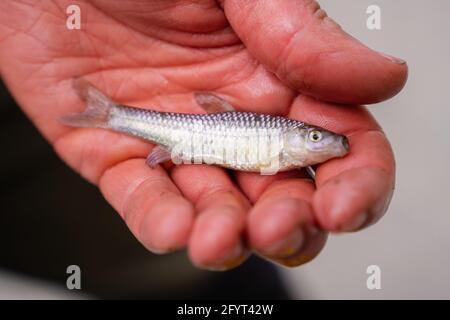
left=110, top=106, right=309, bottom=172
left=61, top=80, right=349, bottom=174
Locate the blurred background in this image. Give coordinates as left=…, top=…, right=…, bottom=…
left=282, top=0, right=450, bottom=299
left=1, top=0, right=449, bottom=299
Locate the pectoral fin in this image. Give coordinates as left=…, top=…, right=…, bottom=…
left=194, top=92, right=236, bottom=113
left=305, top=166, right=316, bottom=180
left=146, top=146, right=172, bottom=167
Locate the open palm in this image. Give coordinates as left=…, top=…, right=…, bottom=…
left=0, top=0, right=407, bottom=269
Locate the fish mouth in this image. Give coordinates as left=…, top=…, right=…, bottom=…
left=336, top=136, right=350, bottom=157
left=341, top=136, right=350, bottom=152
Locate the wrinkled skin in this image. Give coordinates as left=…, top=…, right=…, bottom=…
left=0, top=0, right=407, bottom=270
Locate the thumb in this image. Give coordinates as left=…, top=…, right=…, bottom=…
left=222, top=0, right=408, bottom=104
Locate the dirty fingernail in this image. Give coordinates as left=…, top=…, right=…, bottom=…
left=203, top=242, right=249, bottom=271
left=262, top=228, right=305, bottom=259
left=266, top=229, right=328, bottom=268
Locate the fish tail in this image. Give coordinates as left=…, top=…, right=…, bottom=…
left=59, top=78, right=116, bottom=128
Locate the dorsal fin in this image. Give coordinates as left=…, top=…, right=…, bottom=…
left=194, top=92, right=236, bottom=114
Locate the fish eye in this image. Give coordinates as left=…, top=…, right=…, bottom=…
left=309, top=130, right=322, bottom=142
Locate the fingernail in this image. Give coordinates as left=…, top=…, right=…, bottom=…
left=262, top=228, right=305, bottom=259
left=260, top=228, right=327, bottom=268
left=378, top=52, right=406, bottom=65
left=340, top=212, right=368, bottom=232
left=147, top=246, right=171, bottom=255
left=275, top=254, right=314, bottom=268
left=203, top=242, right=249, bottom=271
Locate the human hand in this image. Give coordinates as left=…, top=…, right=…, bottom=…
left=0, top=0, right=407, bottom=269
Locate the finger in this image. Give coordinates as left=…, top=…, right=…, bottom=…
left=247, top=178, right=327, bottom=267
left=54, top=129, right=151, bottom=184
left=235, top=170, right=307, bottom=203
left=289, top=95, right=395, bottom=232
left=223, top=0, right=408, bottom=104
left=99, top=158, right=195, bottom=253
left=171, top=165, right=251, bottom=270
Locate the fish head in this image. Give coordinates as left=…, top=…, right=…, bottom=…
left=284, top=126, right=349, bottom=166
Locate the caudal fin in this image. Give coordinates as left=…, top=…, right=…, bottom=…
left=59, top=78, right=116, bottom=128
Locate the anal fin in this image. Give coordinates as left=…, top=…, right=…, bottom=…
left=146, top=146, right=172, bottom=167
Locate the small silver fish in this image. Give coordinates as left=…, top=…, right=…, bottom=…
left=61, top=79, right=349, bottom=174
